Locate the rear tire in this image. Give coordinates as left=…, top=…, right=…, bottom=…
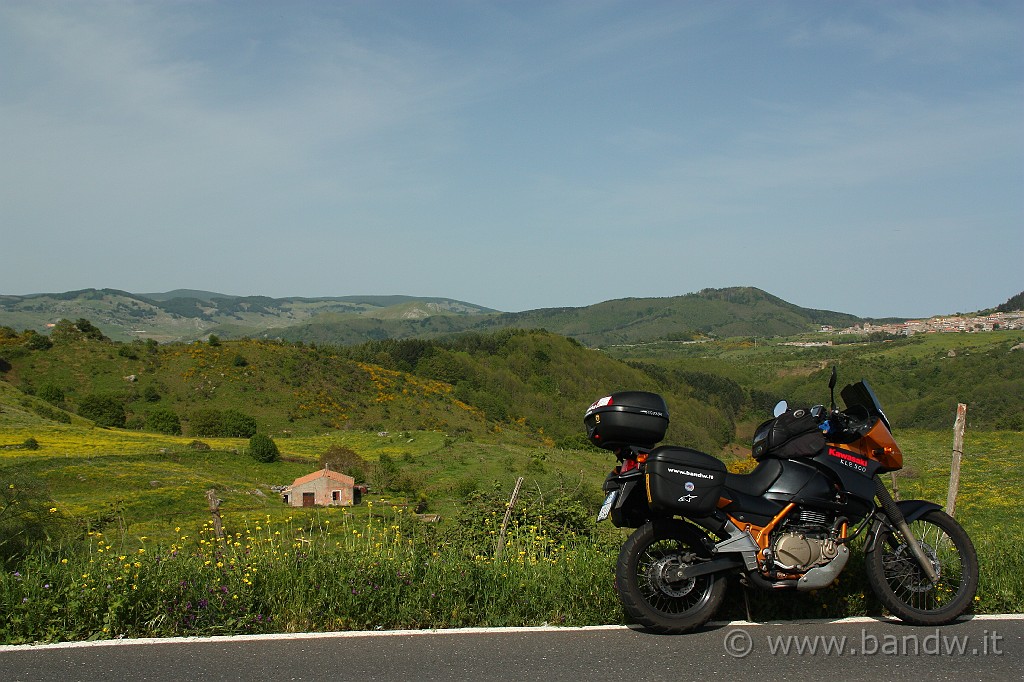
left=615, top=520, right=727, bottom=634
left=865, top=509, right=978, bottom=625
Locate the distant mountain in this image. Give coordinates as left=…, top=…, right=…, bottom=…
left=6, top=285, right=1009, bottom=347
left=0, top=289, right=493, bottom=343
left=268, top=287, right=866, bottom=347
left=137, top=289, right=242, bottom=302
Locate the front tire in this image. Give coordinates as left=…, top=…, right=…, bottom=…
left=865, top=509, right=978, bottom=625
left=615, top=520, right=727, bottom=634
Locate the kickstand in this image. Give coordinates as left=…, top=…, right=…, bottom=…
left=742, top=584, right=754, bottom=623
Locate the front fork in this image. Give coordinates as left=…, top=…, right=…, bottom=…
left=871, top=477, right=941, bottom=584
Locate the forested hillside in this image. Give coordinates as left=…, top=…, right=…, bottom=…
left=4, top=317, right=1020, bottom=463
left=0, top=325, right=737, bottom=454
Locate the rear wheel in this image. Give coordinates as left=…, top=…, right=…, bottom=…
left=615, top=520, right=727, bottom=634
left=865, top=509, right=978, bottom=625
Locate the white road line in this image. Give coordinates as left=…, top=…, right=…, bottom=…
left=2, top=614, right=1020, bottom=652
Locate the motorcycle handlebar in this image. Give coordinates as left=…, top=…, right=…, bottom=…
left=826, top=405, right=875, bottom=441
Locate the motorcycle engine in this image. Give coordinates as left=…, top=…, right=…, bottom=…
left=769, top=509, right=841, bottom=572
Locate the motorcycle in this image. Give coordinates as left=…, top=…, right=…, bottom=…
left=587, top=368, right=978, bottom=633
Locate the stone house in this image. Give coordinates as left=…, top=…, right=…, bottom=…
left=282, top=467, right=359, bottom=507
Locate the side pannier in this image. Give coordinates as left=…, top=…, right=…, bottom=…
left=645, top=446, right=727, bottom=516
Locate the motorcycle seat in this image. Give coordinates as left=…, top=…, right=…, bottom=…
left=724, top=459, right=784, bottom=497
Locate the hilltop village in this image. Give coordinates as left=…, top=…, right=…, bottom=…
left=822, top=310, right=1024, bottom=336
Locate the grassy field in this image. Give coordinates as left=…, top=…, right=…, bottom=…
left=1, top=413, right=1021, bottom=644
left=0, top=417, right=613, bottom=543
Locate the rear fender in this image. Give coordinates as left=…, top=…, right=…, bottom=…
left=606, top=474, right=650, bottom=528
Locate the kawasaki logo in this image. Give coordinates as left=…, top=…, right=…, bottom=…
left=828, top=448, right=868, bottom=468
left=667, top=467, right=715, bottom=480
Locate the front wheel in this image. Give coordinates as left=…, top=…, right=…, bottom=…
left=615, top=520, right=727, bottom=634
left=865, top=509, right=978, bottom=625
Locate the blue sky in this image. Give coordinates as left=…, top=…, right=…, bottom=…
left=2, top=1, right=1021, bottom=318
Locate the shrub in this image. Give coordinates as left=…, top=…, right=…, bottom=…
left=50, top=318, right=108, bottom=344
left=248, top=433, right=279, bottom=463
left=23, top=331, right=52, bottom=350
left=319, top=445, right=365, bottom=471
left=188, top=410, right=222, bottom=437
left=77, top=393, right=127, bottom=428
left=37, top=384, right=65, bottom=407
left=221, top=410, right=258, bottom=438
left=125, top=414, right=146, bottom=430
left=146, top=408, right=182, bottom=435
left=22, top=437, right=40, bottom=450
left=189, top=409, right=257, bottom=438
left=371, top=453, right=400, bottom=491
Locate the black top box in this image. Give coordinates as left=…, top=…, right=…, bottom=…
left=584, top=391, right=669, bottom=450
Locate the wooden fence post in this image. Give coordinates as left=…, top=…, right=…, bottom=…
left=945, top=403, right=967, bottom=517
left=495, top=476, right=524, bottom=560
left=206, top=489, right=225, bottom=544
left=889, top=471, right=900, bottom=502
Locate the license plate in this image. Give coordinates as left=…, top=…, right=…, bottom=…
left=597, top=490, right=618, bottom=522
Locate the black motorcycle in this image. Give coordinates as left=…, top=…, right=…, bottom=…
left=588, top=369, right=978, bottom=633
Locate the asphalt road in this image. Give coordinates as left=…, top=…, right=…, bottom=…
left=2, top=616, right=1021, bottom=682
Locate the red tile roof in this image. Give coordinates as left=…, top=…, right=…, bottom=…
left=290, top=468, right=355, bottom=488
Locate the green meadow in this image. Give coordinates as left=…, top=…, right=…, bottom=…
left=1, top=326, right=1021, bottom=643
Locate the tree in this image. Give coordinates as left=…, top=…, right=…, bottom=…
left=371, top=453, right=400, bottom=491
left=248, top=433, right=279, bottom=463
left=37, top=384, right=65, bottom=407
left=146, top=408, right=181, bottom=435
left=23, top=330, right=53, bottom=350
left=77, top=394, right=126, bottom=428
left=50, top=318, right=108, bottom=344
left=221, top=409, right=258, bottom=438
left=189, top=409, right=257, bottom=438
left=320, top=444, right=365, bottom=470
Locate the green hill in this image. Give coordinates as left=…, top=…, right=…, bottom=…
left=0, top=326, right=739, bottom=453
left=269, top=287, right=869, bottom=347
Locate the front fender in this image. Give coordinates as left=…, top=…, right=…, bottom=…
left=865, top=499, right=942, bottom=552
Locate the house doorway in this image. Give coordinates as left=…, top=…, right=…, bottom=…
left=302, top=492, right=315, bottom=507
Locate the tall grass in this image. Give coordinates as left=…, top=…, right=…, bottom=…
left=3, top=501, right=1019, bottom=645
left=1, top=504, right=623, bottom=644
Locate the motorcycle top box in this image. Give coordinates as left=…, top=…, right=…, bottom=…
left=584, top=391, right=669, bottom=450
left=645, top=446, right=727, bottom=516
